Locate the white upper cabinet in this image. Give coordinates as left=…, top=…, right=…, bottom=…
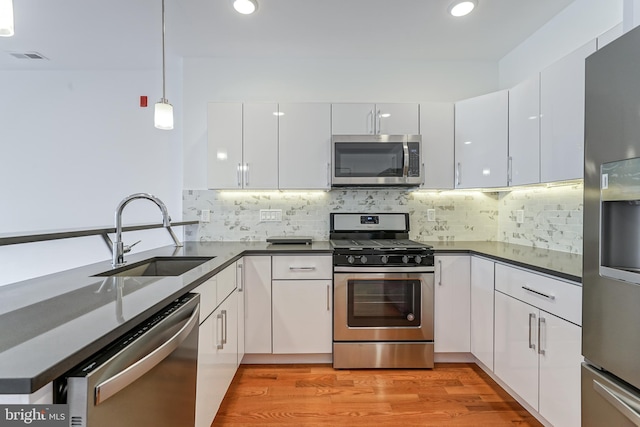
left=242, top=103, right=279, bottom=189
left=207, top=103, right=243, bottom=189
left=278, top=103, right=331, bottom=190
left=207, top=103, right=278, bottom=189
left=454, top=90, right=509, bottom=188
left=540, top=39, right=596, bottom=183
left=331, top=103, right=419, bottom=135
left=508, top=75, right=541, bottom=186
left=420, top=102, right=454, bottom=189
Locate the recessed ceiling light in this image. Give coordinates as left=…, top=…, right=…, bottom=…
left=448, top=0, right=477, bottom=17
left=233, top=0, right=258, bottom=15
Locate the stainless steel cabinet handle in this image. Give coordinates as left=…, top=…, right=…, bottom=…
left=538, top=317, right=546, bottom=355
left=244, top=163, right=249, bottom=187
left=237, top=262, right=243, bottom=292
left=95, top=303, right=200, bottom=405
left=237, top=163, right=242, bottom=187
left=508, top=156, right=513, bottom=184
left=528, top=313, right=536, bottom=350
left=222, top=309, right=228, bottom=345
left=456, top=162, right=462, bottom=186
left=368, top=110, right=374, bottom=134
left=421, top=162, right=426, bottom=186
left=593, top=380, right=640, bottom=426
left=216, top=312, right=224, bottom=349
left=437, top=259, right=443, bottom=286
left=376, top=109, right=381, bottom=134
left=327, top=162, right=331, bottom=187
left=326, top=284, right=330, bottom=311
left=289, top=266, right=316, bottom=271
left=522, top=286, right=556, bottom=300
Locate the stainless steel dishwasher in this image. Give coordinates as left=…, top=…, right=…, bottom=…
left=56, top=293, right=199, bottom=427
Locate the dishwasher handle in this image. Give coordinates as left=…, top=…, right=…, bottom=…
left=94, top=303, right=200, bottom=405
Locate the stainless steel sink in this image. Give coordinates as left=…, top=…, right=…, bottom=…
left=94, top=256, right=215, bottom=277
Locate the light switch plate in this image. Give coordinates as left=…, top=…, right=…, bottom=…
left=427, top=209, right=436, bottom=222
left=201, top=209, right=211, bottom=223
left=516, top=210, right=524, bottom=224
left=260, top=209, right=282, bottom=222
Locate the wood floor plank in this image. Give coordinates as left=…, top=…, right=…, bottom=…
left=212, top=363, right=544, bottom=427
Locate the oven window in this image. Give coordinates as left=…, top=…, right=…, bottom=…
left=347, top=278, right=421, bottom=327
left=334, top=142, right=404, bottom=178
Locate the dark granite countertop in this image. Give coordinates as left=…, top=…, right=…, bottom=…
left=0, top=239, right=579, bottom=395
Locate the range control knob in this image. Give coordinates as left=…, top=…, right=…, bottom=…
left=414, top=255, right=422, bottom=264
left=407, top=313, right=416, bottom=321
left=402, top=255, right=409, bottom=264
left=380, top=255, right=389, bottom=264
left=360, top=255, right=368, bottom=264
left=347, top=255, right=355, bottom=264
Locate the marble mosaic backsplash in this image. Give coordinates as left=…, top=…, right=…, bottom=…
left=183, top=184, right=583, bottom=254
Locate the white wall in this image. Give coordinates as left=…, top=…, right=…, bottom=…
left=0, top=68, right=184, bottom=286
left=182, top=57, right=499, bottom=189
left=499, top=0, right=623, bottom=89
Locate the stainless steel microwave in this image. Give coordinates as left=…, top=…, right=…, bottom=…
left=331, top=134, right=422, bottom=187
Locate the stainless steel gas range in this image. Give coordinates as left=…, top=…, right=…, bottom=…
left=330, top=212, right=435, bottom=369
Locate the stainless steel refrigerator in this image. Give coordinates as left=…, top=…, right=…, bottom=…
left=583, top=25, right=640, bottom=426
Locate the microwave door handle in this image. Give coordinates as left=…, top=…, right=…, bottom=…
left=403, top=142, right=409, bottom=179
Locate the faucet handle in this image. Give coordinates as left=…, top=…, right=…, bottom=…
left=124, top=240, right=142, bottom=254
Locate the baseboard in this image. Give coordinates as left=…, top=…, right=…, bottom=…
left=241, top=353, right=333, bottom=364
left=434, top=352, right=475, bottom=363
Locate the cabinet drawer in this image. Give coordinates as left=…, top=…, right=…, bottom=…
left=193, top=276, right=217, bottom=323
left=272, top=255, right=332, bottom=280
left=216, top=262, right=237, bottom=303
left=495, top=263, right=581, bottom=325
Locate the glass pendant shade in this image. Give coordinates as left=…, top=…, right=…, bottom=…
left=154, top=100, right=174, bottom=130
left=0, top=0, right=15, bottom=37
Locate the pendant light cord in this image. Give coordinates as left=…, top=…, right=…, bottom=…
left=161, top=0, right=167, bottom=102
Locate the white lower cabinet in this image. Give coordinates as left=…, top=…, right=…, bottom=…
left=272, top=279, right=332, bottom=353
left=470, top=256, right=495, bottom=371
left=243, top=256, right=273, bottom=354
left=434, top=255, right=470, bottom=352
left=194, top=263, right=239, bottom=427
left=494, top=263, right=582, bottom=427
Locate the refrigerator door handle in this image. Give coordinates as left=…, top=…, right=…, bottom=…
left=594, top=380, right=640, bottom=426
left=94, top=303, right=200, bottom=405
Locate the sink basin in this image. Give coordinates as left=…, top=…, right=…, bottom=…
left=94, top=256, right=215, bottom=277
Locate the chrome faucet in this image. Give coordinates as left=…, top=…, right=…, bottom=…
left=112, top=193, right=182, bottom=267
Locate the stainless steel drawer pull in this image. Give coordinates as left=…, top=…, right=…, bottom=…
left=522, top=286, right=556, bottom=300
left=593, top=380, right=640, bottom=426
left=326, top=284, right=330, bottom=311
left=289, top=266, right=316, bottom=271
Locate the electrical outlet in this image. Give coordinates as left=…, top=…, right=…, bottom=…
left=516, top=210, right=524, bottom=224
left=260, top=209, right=282, bottom=222
left=201, top=209, right=211, bottom=223
left=427, top=209, right=436, bottom=222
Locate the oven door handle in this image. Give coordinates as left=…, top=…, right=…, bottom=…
left=333, top=266, right=435, bottom=273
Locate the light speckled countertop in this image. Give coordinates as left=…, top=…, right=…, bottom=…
left=0, top=240, right=580, bottom=395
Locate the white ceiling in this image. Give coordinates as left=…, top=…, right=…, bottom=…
left=0, top=0, right=576, bottom=70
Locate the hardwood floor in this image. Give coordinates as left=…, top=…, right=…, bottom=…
left=212, top=363, right=543, bottom=426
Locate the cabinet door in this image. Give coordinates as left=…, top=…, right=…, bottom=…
left=540, top=40, right=596, bottom=182
left=243, top=103, right=279, bottom=189
left=331, top=103, right=376, bottom=134
left=243, top=256, right=272, bottom=354
left=538, top=313, right=582, bottom=427
left=278, top=103, right=331, bottom=189
left=434, top=255, right=470, bottom=353
left=470, top=257, right=495, bottom=371
left=509, top=75, right=540, bottom=186
left=272, top=280, right=332, bottom=354
left=454, top=90, right=508, bottom=188
left=195, top=292, right=238, bottom=427
left=420, top=102, right=454, bottom=189
left=207, top=102, right=243, bottom=189
left=494, top=292, right=539, bottom=409
left=376, top=103, right=419, bottom=135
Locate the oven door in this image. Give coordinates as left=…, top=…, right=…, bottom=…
left=333, top=269, right=434, bottom=341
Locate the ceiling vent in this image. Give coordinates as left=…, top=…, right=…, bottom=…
left=9, top=51, right=48, bottom=60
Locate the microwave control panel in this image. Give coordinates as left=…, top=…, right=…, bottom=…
left=408, top=142, right=420, bottom=177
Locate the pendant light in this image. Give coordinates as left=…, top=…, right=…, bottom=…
left=0, top=0, right=15, bottom=37
left=154, top=0, right=174, bottom=130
